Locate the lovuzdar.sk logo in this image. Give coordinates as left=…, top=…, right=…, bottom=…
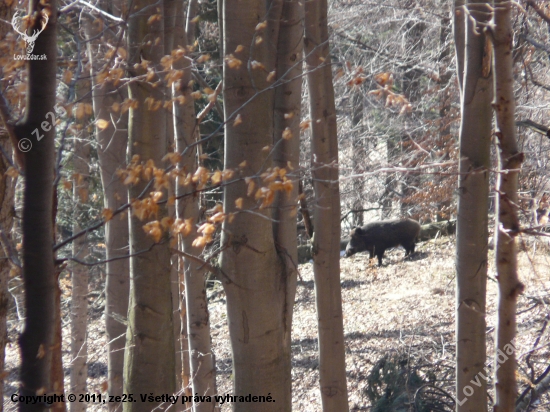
left=12, top=10, right=48, bottom=61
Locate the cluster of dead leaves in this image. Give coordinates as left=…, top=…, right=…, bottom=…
left=369, top=72, right=413, bottom=115
left=106, top=152, right=299, bottom=245
left=241, top=166, right=294, bottom=210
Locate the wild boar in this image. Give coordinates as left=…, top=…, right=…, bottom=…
left=344, top=218, right=421, bottom=266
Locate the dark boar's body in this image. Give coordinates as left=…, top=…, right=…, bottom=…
left=345, top=218, right=421, bottom=266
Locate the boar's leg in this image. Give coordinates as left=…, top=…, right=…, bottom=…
left=403, top=240, right=416, bottom=256
left=376, top=249, right=385, bottom=266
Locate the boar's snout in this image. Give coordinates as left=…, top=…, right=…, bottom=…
left=344, top=246, right=355, bottom=257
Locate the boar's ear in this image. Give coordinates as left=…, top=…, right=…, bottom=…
left=353, top=227, right=363, bottom=235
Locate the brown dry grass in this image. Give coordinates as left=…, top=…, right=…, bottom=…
left=4, top=235, right=550, bottom=411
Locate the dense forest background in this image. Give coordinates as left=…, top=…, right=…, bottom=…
left=0, top=0, right=550, bottom=411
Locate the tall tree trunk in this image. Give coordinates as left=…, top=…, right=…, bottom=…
left=221, top=0, right=298, bottom=409
left=69, top=83, right=92, bottom=412
left=493, top=1, right=524, bottom=410
left=173, top=0, right=217, bottom=409
left=123, top=0, right=175, bottom=408
left=50, top=271, right=65, bottom=412
left=163, top=0, right=185, bottom=397
left=272, top=0, right=303, bottom=406
left=304, top=0, right=350, bottom=410
left=11, top=1, right=58, bottom=410
left=435, top=4, right=453, bottom=221
left=350, top=92, right=366, bottom=224
left=453, top=1, right=492, bottom=411
left=84, top=9, right=130, bottom=407
left=0, top=3, right=16, bottom=409
left=0, top=132, right=14, bottom=412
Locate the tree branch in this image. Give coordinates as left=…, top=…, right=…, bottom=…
left=526, top=0, right=550, bottom=25
left=516, top=119, right=550, bottom=137
left=0, top=91, right=25, bottom=170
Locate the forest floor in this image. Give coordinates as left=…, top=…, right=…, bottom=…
left=4, top=234, right=550, bottom=411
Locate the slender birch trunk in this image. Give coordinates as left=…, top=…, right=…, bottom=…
left=69, top=82, right=92, bottom=412
left=173, top=1, right=217, bottom=409
left=163, top=0, right=185, bottom=396
left=304, top=0, right=349, bottom=410
left=492, top=1, right=524, bottom=410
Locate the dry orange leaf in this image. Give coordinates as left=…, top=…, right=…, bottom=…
left=251, top=60, right=265, bottom=70
left=102, top=208, right=114, bottom=221
left=147, top=14, right=161, bottom=25
left=282, top=127, right=293, bottom=140
left=198, top=222, right=216, bottom=235
left=171, top=218, right=193, bottom=237
left=143, top=221, right=162, bottom=242
left=211, top=170, right=222, bottom=185
left=222, top=169, right=235, bottom=181
left=160, top=216, right=174, bottom=229
left=117, top=47, right=127, bottom=59
left=192, top=236, right=207, bottom=248
left=197, top=54, right=211, bottom=63
left=5, top=167, right=19, bottom=178
left=62, top=70, right=72, bottom=84
left=225, top=54, right=243, bottom=70
left=246, top=180, right=256, bottom=197
left=75, top=103, right=85, bottom=120
left=96, top=119, right=110, bottom=130
left=209, top=212, right=226, bottom=223
left=162, top=152, right=182, bottom=165
left=78, top=188, right=88, bottom=202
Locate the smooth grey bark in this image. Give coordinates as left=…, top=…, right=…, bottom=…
left=453, top=1, right=492, bottom=411
left=163, top=0, right=184, bottom=397
left=272, top=0, right=303, bottom=404
left=172, top=0, right=217, bottom=409
left=492, top=1, right=524, bottom=410
left=84, top=9, right=130, bottom=407
left=304, top=0, right=349, bottom=409
left=123, top=0, right=175, bottom=409
left=221, top=0, right=298, bottom=409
